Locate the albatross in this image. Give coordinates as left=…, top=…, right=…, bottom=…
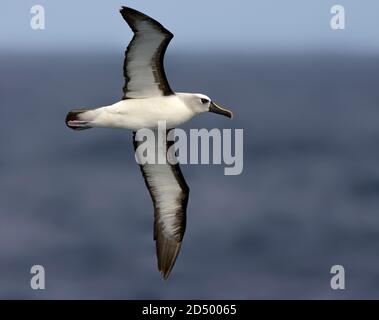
left=65, top=6, right=233, bottom=279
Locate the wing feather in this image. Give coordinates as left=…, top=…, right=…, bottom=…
left=133, top=129, right=189, bottom=279
left=120, top=7, right=174, bottom=99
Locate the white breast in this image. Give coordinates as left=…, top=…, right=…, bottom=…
left=91, top=96, right=194, bottom=130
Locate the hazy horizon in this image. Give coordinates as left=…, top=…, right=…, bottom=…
left=3, top=0, right=379, bottom=53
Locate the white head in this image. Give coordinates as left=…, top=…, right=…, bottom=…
left=177, top=93, right=233, bottom=118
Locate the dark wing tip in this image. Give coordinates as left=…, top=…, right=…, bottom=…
left=119, top=6, right=139, bottom=16
left=156, top=234, right=182, bottom=280
left=119, top=6, right=140, bottom=32
left=119, top=6, right=173, bottom=38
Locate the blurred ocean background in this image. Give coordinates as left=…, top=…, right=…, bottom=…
left=1, top=0, right=379, bottom=299
left=1, top=52, right=379, bottom=299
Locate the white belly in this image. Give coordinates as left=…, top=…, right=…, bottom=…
left=90, top=96, right=194, bottom=130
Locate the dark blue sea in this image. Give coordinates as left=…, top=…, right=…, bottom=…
left=1, top=51, right=379, bottom=298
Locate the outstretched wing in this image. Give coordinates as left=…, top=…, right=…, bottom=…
left=133, top=129, right=189, bottom=279
left=120, top=7, right=174, bottom=99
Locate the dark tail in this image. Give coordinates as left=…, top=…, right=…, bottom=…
left=65, top=109, right=92, bottom=131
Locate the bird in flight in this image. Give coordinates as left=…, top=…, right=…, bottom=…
left=65, top=6, right=233, bottom=279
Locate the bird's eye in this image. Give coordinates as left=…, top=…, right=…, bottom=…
left=201, top=98, right=209, bottom=104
